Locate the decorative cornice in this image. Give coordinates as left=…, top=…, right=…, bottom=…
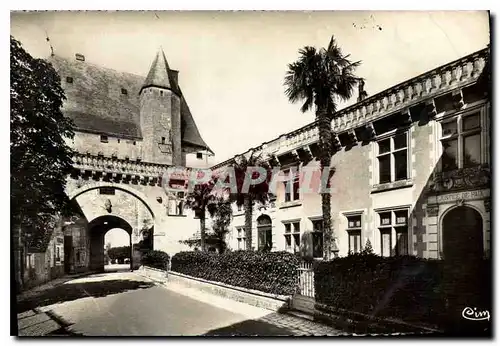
left=331, top=48, right=488, bottom=133
left=71, top=153, right=178, bottom=186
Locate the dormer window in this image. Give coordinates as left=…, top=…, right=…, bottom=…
left=121, top=88, right=128, bottom=95
left=66, top=76, right=73, bottom=83
left=196, top=152, right=203, bottom=160
left=100, top=135, right=108, bottom=143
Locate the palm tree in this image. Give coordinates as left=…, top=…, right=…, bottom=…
left=185, top=180, right=218, bottom=252
left=230, top=151, right=272, bottom=250
left=284, top=36, right=362, bottom=260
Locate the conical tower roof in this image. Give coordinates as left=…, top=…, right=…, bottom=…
left=141, top=48, right=176, bottom=92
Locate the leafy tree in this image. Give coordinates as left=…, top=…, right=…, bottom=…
left=184, top=180, right=218, bottom=251
left=11, top=36, right=75, bottom=249
left=107, top=246, right=131, bottom=262
left=210, top=197, right=233, bottom=253
left=284, top=36, right=361, bottom=259
left=229, top=151, right=272, bottom=250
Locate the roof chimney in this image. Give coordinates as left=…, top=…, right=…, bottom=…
left=75, top=53, right=85, bottom=62
left=357, top=79, right=367, bottom=102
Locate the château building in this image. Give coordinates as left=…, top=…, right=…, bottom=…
left=213, top=47, right=491, bottom=262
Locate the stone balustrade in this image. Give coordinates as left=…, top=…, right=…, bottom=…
left=331, top=49, right=488, bottom=134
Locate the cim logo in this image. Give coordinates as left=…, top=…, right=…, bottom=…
left=462, top=307, right=490, bottom=322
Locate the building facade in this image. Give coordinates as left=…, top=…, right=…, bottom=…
left=214, top=48, right=490, bottom=261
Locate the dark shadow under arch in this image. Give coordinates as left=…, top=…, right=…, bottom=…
left=442, top=205, right=484, bottom=261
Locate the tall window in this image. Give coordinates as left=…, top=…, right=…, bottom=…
left=257, top=215, right=272, bottom=251
left=378, top=209, right=409, bottom=257
left=441, top=111, right=482, bottom=172
left=284, top=221, right=300, bottom=254
left=377, top=132, right=408, bottom=184
left=236, top=227, right=246, bottom=250
left=346, top=215, right=362, bottom=254
left=311, top=219, right=324, bottom=258
left=283, top=167, right=300, bottom=202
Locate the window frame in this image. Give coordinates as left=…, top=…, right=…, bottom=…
left=376, top=129, right=410, bottom=184
left=439, top=107, right=484, bottom=172
left=100, top=134, right=109, bottom=143
left=236, top=226, right=246, bottom=250
left=282, top=167, right=300, bottom=202
left=376, top=208, right=410, bottom=257
left=283, top=220, right=301, bottom=254
left=346, top=214, right=362, bottom=254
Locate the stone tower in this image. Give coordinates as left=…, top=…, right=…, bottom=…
left=140, top=48, right=182, bottom=165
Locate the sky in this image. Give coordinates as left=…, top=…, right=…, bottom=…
left=10, top=11, right=490, bottom=166
left=105, top=228, right=130, bottom=248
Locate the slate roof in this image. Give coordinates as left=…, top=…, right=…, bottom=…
left=48, top=54, right=213, bottom=153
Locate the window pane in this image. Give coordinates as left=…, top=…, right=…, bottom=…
left=284, top=224, right=291, bottom=233
left=378, top=139, right=390, bottom=154
left=293, top=222, right=300, bottom=233
left=396, top=227, right=408, bottom=256
left=258, top=230, right=266, bottom=250
left=284, top=182, right=291, bottom=202
left=379, top=155, right=391, bottom=183
left=313, top=220, right=323, bottom=233
left=442, top=121, right=458, bottom=137
left=464, top=134, right=481, bottom=167
left=380, top=212, right=391, bottom=226
left=381, top=230, right=391, bottom=257
left=285, top=234, right=292, bottom=250
left=394, top=150, right=408, bottom=181
left=395, top=210, right=408, bottom=225
left=293, top=234, right=300, bottom=253
left=463, top=113, right=481, bottom=131
left=312, top=233, right=323, bottom=258
left=442, top=139, right=458, bottom=171
left=394, top=133, right=407, bottom=150
left=293, top=180, right=300, bottom=200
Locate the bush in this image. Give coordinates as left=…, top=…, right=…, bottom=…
left=314, top=253, right=491, bottom=330
left=171, top=250, right=299, bottom=295
left=141, top=250, right=170, bottom=271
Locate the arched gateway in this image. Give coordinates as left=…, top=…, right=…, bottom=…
left=51, top=48, right=213, bottom=273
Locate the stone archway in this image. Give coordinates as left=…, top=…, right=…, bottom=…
left=67, top=183, right=158, bottom=273
left=89, top=215, right=133, bottom=272
left=256, top=214, right=272, bottom=251
left=442, top=205, right=484, bottom=262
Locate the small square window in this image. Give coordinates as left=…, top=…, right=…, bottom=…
left=121, top=88, right=128, bottom=95
left=66, top=76, right=73, bottom=83
left=196, top=152, right=203, bottom=160
left=100, top=135, right=108, bottom=143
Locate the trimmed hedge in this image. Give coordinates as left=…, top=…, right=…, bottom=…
left=171, top=250, right=299, bottom=295
left=141, top=250, right=170, bottom=271
left=315, top=253, right=491, bottom=331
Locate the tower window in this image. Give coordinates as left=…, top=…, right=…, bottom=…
left=100, top=135, right=108, bottom=143
left=66, top=76, right=73, bottom=83
left=160, top=90, right=163, bottom=96
left=133, top=141, right=136, bottom=145
left=161, top=137, right=166, bottom=144
left=117, top=139, right=121, bottom=143
left=196, top=152, right=203, bottom=160
left=121, top=88, right=128, bottom=95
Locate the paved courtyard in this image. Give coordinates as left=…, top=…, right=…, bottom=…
left=16, top=271, right=345, bottom=336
